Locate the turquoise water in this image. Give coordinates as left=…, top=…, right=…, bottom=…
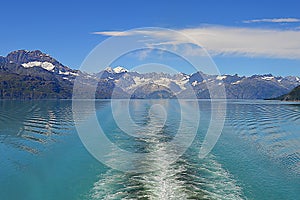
left=0, top=100, right=299, bottom=199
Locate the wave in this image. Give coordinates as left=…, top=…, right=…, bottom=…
left=0, top=101, right=74, bottom=155
left=226, top=102, right=300, bottom=175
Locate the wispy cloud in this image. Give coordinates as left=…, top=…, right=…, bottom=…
left=91, top=31, right=132, bottom=36
left=243, top=18, right=300, bottom=23
left=93, top=25, right=300, bottom=59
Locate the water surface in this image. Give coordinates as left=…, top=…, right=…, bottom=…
left=0, top=100, right=299, bottom=199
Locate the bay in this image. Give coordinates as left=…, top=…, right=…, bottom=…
left=0, top=100, right=299, bottom=200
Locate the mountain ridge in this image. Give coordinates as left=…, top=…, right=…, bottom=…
left=271, top=85, right=300, bottom=101
left=1, top=50, right=299, bottom=100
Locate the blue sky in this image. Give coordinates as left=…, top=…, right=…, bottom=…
left=1, top=0, right=300, bottom=76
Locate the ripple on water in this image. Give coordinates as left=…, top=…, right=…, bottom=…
left=0, top=101, right=74, bottom=156
left=226, top=102, right=300, bottom=175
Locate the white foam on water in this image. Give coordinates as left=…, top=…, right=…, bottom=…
left=88, top=109, right=244, bottom=199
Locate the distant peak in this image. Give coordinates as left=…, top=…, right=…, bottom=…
left=6, top=50, right=53, bottom=62
left=104, top=66, right=128, bottom=73
left=8, top=49, right=43, bottom=55
left=113, top=66, right=128, bottom=73
left=104, top=66, right=113, bottom=73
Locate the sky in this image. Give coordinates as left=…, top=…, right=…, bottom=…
left=1, top=0, right=300, bottom=76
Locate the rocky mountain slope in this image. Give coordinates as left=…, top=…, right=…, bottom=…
left=0, top=50, right=299, bottom=99
left=272, top=85, right=300, bottom=101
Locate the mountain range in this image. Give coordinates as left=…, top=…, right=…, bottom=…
left=0, top=50, right=299, bottom=100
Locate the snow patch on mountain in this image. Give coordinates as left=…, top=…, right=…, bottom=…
left=231, top=80, right=241, bottom=85
left=216, top=75, right=227, bottom=80
left=192, top=81, right=198, bottom=86
left=104, top=66, right=128, bottom=74
left=117, top=74, right=187, bottom=93
left=58, top=71, right=78, bottom=76
left=113, top=66, right=128, bottom=73
left=21, top=61, right=55, bottom=71
left=262, top=76, right=274, bottom=81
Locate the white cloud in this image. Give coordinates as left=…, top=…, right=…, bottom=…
left=243, top=18, right=300, bottom=23
left=93, top=25, right=300, bottom=59
left=91, top=31, right=131, bottom=36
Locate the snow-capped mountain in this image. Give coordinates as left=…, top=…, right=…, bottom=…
left=2, top=50, right=83, bottom=81
left=96, top=67, right=300, bottom=99
left=113, top=66, right=128, bottom=73
left=0, top=50, right=300, bottom=99
left=0, top=50, right=93, bottom=99
left=104, top=66, right=128, bottom=74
